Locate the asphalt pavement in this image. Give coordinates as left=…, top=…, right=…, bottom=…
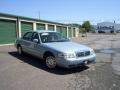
left=0, top=33, right=120, bottom=90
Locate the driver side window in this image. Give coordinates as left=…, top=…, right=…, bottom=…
left=32, top=33, right=39, bottom=42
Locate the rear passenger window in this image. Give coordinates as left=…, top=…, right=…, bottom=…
left=22, top=32, right=33, bottom=41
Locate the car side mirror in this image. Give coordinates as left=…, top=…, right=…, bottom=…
left=68, top=38, right=71, bottom=41
left=33, top=39, right=39, bottom=43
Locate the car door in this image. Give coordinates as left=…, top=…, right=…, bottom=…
left=21, top=32, right=33, bottom=54
left=30, top=32, right=43, bottom=58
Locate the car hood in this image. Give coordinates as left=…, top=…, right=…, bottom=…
left=42, top=41, right=92, bottom=53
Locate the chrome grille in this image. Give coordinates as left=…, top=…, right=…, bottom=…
left=76, top=52, right=84, bottom=57
left=85, top=51, right=90, bottom=56
left=76, top=51, right=90, bottom=57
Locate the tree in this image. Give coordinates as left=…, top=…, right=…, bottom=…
left=80, top=28, right=87, bottom=37
left=82, top=21, right=92, bottom=32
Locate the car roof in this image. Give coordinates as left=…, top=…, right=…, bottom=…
left=31, top=30, right=56, bottom=33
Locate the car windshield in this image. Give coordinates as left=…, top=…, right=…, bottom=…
left=40, top=32, right=69, bottom=43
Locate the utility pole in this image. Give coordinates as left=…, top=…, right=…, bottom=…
left=38, top=11, right=41, bottom=20
left=114, top=20, right=115, bottom=24
left=113, top=20, right=116, bottom=34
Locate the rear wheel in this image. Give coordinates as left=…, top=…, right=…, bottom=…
left=45, top=55, right=56, bottom=69
left=17, top=46, right=23, bottom=55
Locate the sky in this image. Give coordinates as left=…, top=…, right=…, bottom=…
left=0, top=0, right=120, bottom=24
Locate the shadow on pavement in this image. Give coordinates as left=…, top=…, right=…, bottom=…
left=8, top=51, right=89, bottom=75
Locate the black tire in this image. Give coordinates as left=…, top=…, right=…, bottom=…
left=111, top=31, right=114, bottom=33
left=45, top=55, right=56, bottom=69
left=17, top=46, right=23, bottom=55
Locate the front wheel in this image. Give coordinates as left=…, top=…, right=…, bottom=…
left=45, top=56, right=56, bottom=69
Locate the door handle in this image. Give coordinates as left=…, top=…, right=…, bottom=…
left=34, top=44, right=37, bottom=47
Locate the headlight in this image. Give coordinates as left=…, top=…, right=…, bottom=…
left=90, top=49, right=95, bottom=55
left=58, top=53, right=76, bottom=58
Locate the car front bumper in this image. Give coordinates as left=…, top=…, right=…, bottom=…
left=56, top=54, right=96, bottom=68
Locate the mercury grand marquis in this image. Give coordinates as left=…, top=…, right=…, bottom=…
left=15, top=30, right=96, bottom=68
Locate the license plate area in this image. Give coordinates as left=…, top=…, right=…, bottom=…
left=84, top=60, right=88, bottom=65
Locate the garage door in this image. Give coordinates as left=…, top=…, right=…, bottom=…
left=73, top=28, right=76, bottom=37
left=21, top=22, right=33, bottom=36
left=68, top=27, right=72, bottom=38
left=48, top=25, right=54, bottom=31
left=61, top=27, right=67, bottom=37
left=37, top=23, right=45, bottom=30
left=0, top=19, right=16, bottom=44
left=56, top=26, right=62, bottom=33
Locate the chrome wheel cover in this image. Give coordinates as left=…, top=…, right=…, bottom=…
left=46, top=56, right=56, bottom=68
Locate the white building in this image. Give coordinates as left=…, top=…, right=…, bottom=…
left=95, top=22, right=120, bottom=33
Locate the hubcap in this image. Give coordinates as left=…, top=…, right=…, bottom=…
left=46, top=56, right=56, bottom=68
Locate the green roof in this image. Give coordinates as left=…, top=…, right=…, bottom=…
left=0, top=12, right=70, bottom=26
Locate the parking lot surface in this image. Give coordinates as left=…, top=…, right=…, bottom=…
left=0, top=33, right=120, bottom=90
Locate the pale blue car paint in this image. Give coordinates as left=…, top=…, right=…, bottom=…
left=15, top=30, right=96, bottom=68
